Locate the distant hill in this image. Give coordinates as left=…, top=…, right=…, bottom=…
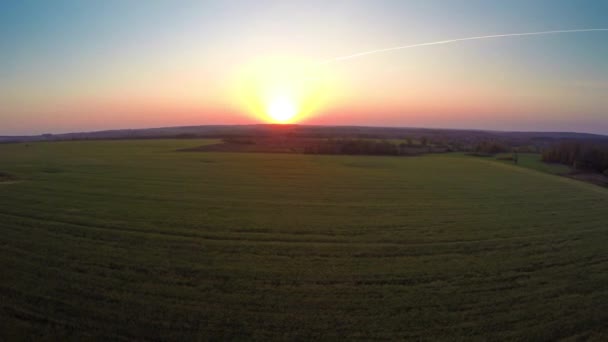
left=1, top=124, right=607, bottom=144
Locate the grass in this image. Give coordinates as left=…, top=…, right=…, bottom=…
left=1, top=140, right=608, bottom=340
left=493, top=152, right=572, bottom=175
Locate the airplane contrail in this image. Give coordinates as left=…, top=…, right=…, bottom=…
left=319, top=28, right=608, bottom=65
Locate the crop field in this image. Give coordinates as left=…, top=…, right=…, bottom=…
left=1, top=139, right=608, bottom=340
left=494, top=153, right=572, bottom=175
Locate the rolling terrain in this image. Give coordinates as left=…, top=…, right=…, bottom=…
left=1, top=140, right=608, bottom=340
left=2, top=124, right=607, bottom=144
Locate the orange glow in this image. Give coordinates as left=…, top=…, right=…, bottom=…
left=232, top=57, right=332, bottom=124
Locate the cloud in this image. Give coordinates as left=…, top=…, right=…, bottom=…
left=320, top=28, right=608, bottom=65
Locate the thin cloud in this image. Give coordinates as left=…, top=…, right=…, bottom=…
left=319, top=28, right=608, bottom=65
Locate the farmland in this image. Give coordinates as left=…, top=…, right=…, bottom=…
left=1, top=139, right=608, bottom=340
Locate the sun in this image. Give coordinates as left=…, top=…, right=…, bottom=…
left=266, top=96, right=298, bottom=123
left=233, top=56, right=334, bottom=124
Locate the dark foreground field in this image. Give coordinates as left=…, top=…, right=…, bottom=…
left=1, top=140, right=608, bottom=340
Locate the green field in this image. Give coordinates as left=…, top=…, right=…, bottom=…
left=1, top=140, right=608, bottom=340
left=493, top=152, right=572, bottom=175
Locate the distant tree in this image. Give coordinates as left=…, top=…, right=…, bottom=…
left=473, top=141, right=509, bottom=155
left=303, top=139, right=402, bottom=156
left=399, top=142, right=407, bottom=154
left=224, top=137, right=255, bottom=145
left=420, top=136, right=428, bottom=147
left=604, top=169, right=608, bottom=177
left=542, top=141, right=608, bottom=173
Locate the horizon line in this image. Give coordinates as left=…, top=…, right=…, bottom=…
left=3, top=123, right=607, bottom=139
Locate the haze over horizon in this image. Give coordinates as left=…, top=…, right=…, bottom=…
left=1, top=0, right=607, bottom=135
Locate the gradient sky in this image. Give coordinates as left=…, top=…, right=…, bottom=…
left=1, top=0, right=607, bottom=135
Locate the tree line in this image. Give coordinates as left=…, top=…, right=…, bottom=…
left=303, top=139, right=405, bottom=155
left=472, top=141, right=510, bottom=155
left=542, top=141, right=608, bottom=174
left=302, top=138, right=517, bottom=156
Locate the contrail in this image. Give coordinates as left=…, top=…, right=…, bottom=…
left=319, top=28, right=608, bottom=65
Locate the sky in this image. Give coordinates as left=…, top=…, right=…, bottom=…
left=1, top=0, right=607, bottom=135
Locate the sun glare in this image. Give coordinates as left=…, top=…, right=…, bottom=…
left=266, top=96, right=298, bottom=123
left=233, top=57, right=334, bottom=124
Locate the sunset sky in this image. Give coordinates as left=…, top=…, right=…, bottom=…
left=1, top=0, right=607, bottom=135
